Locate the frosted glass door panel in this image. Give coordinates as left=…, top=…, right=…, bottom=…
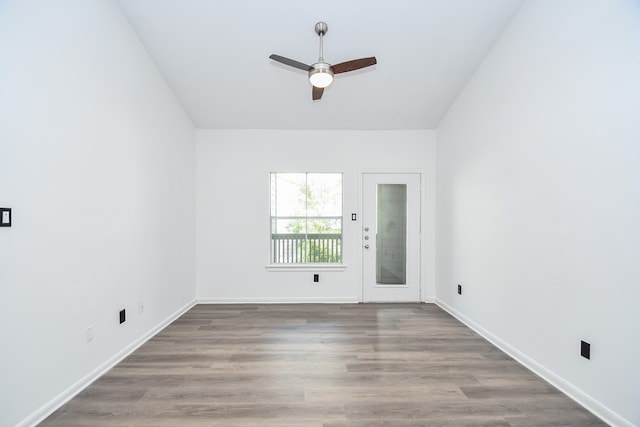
left=376, top=184, right=407, bottom=284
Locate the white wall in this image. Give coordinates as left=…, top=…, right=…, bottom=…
left=0, top=1, right=196, bottom=426
left=436, top=1, right=640, bottom=425
left=196, top=130, right=435, bottom=303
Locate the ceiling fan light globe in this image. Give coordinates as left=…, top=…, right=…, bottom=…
left=309, top=63, right=334, bottom=88
left=309, top=72, right=333, bottom=88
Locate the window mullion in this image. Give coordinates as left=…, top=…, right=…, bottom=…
left=305, top=173, right=309, bottom=263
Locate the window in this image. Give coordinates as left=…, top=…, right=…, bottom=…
left=270, top=173, right=342, bottom=264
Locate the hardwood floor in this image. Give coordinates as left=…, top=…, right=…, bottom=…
left=40, top=304, right=606, bottom=426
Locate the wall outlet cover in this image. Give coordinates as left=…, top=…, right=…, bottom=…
left=85, top=325, right=93, bottom=343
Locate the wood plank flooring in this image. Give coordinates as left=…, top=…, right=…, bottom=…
left=40, top=304, right=606, bottom=426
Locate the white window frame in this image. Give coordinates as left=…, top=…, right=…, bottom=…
left=267, top=172, right=345, bottom=271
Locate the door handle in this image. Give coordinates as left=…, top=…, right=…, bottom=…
left=364, top=244, right=369, bottom=249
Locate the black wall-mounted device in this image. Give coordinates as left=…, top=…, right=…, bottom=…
left=581, top=340, right=591, bottom=359
left=0, top=208, right=11, bottom=227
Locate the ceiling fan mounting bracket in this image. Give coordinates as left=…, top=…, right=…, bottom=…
left=315, top=22, right=328, bottom=36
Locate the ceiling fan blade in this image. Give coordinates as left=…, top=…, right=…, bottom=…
left=312, top=86, right=324, bottom=100
left=332, top=57, right=377, bottom=74
left=269, top=54, right=311, bottom=71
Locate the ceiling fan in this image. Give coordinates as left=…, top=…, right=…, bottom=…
left=269, top=22, right=377, bottom=100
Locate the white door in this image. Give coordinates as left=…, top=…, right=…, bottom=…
left=362, top=173, right=421, bottom=302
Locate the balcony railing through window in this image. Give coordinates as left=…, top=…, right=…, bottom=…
left=271, top=233, right=342, bottom=263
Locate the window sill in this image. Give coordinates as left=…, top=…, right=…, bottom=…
left=265, top=264, right=347, bottom=272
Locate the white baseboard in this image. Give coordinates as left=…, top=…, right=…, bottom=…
left=197, top=297, right=360, bottom=304
left=20, top=299, right=197, bottom=427
left=435, top=299, right=632, bottom=427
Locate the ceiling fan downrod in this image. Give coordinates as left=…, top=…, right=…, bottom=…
left=315, top=21, right=328, bottom=62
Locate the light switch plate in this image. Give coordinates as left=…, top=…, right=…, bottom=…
left=0, top=208, right=11, bottom=227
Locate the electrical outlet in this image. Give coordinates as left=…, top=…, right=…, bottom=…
left=85, top=325, right=93, bottom=343
left=581, top=340, right=591, bottom=359
left=457, top=284, right=462, bottom=295
left=0, top=208, right=11, bottom=227
left=119, top=309, right=126, bottom=324
left=139, top=301, right=144, bottom=314
left=313, top=274, right=319, bottom=283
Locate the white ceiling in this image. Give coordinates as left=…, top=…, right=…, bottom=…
left=116, top=0, right=523, bottom=130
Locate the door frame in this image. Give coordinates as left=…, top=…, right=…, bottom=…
left=358, top=170, right=425, bottom=302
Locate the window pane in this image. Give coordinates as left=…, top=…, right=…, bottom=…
left=307, top=218, right=341, bottom=234
left=307, top=173, right=342, bottom=217
left=271, top=233, right=306, bottom=264
left=305, top=235, right=342, bottom=263
left=272, top=218, right=306, bottom=234
left=270, top=173, right=276, bottom=216
left=272, top=173, right=306, bottom=217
